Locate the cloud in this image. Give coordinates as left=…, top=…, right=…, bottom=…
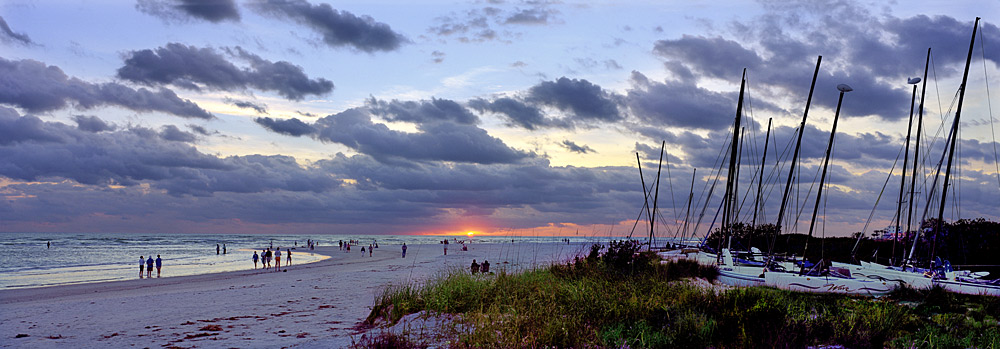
left=73, top=115, right=116, bottom=133
left=0, top=57, right=213, bottom=119
left=305, top=108, right=532, bottom=164
left=136, top=0, right=241, bottom=23
left=0, top=15, right=34, bottom=46
left=117, top=43, right=333, bottom=101
left=652, top=7, right=1000, bottom=121
left=254, top=116, right=316, bottom=136
left=527, top=77, right=623, bottom=122
left=468, top=97, right=565, bottom=130
left=431, top=50, right=446, bottom=63
left=225, top=97, right=268, bottom=114
left=295, top=110, right=317, bottom=117
left=560, top=140, right=595, bottom=154
left=159, top=124, right=198, bottom=142
left=504, top=8, right=553, bottom=24
left=626, top=71, right=749, bottom=131
left=367, top=97, right=479, bottom=125
left=250, top=0, right=405, bottom=52
left=0, top=107, right=337, bottom=196
left=429, top=1, right=560, bottom=43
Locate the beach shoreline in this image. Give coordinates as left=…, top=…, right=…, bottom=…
left=0, top=242, right=589, bottom=348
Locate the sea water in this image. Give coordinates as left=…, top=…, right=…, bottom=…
left=0, top=232, right=617, bottom=290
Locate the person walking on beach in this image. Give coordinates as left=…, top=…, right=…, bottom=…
left=146, top=256, right=154, bottom=278
left=275, top=248, right=281, bottom=270
left=443, top=239, right=448, bottom=255
left=401, top=243, right=407, bottom=258
left=139, top=256, right=145, bottom=278
left=264, top=249, right=271, bottom=269
left=369, top=244, right=373, bottom=257
left=361, top=245, right=365, bottom=256
left=253, top=251, right=259, bottom=269
left=155, top=255, right=162, bottom=277
left=286, top=248, right=291, bottom=265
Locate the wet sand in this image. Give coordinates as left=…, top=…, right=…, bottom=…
left=0, top=242, right=588, bottom=348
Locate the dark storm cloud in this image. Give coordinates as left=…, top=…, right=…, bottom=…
left=309, top=108, right=531, bottom=164
left=136, top=0, right=241, bottom=23
left=73, top=115, right=116, bottom=133
left=367, top=97, right=479, bottom=125
left=225, top=97, right=268, bottom=114
left=254, top=116, right=316, bottom=136
left=560, top=140, right=595, bottom=154
left=527, top=77, right=623, bottom=122
left=250, top=0, right=405, bottom=52
left=0, top=108, right=337, bottom=196
left=117, top=43, right=333, bottom=101
left=0, top=57, right=213, bottom=119
left=0, top=16, right=33, bottom=46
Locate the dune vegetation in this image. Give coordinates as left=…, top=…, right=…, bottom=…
left=363, top=240, right=1000, bottom=348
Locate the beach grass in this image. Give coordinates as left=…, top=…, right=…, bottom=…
left=365, top=242, right=1000, bottom=348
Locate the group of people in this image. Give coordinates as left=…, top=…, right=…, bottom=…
left=470, top=259, right=490, bottom=274
left=252, top=248, right=291, bottom=271
left=306, top=239, right=317, bottom=250
left=138, top=255, right=162, bottom=278
left=339, top=240, right=379, bottom=257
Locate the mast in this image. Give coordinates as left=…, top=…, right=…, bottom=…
left=772, top=56, right=822, bottom=254
left=801, top=83, right=852, bottom=272
left=650, top=141, right=665, bottom=248
left=752, top=118, right=772, bottom=229
left=722, top=69, right=747, bottom=252
left=684, top=168, right=696, bottom=241
left=893, top=79, right=919, bottom=265
left=636, top=152, right=652, bottom=229
left=905, top=48, right=931, bottom=264
left=933, top=17, right=979, bottom=261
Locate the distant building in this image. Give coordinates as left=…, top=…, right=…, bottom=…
left=873, top=226, right=907, bottom=241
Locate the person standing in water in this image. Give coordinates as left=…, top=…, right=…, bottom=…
left=139, top=256, right=145, bottom=278
left=286, top=249, right=291, bottom=265
left=146, top=256, right=154, bottom=278
left=155, top=255, right=162, bottom=277
left=217, top=244, right=220, bottom=255
left=223, top=244, right=226, bottom=254
left=253, top=251, right=259, bottom=269
left=401, top=243, right=407, bottom=258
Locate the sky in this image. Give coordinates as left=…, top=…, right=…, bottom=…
left=1, top=0, right=998, bottom=238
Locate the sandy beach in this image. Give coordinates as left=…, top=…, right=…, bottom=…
left=0, top=242, right=590, bottom=348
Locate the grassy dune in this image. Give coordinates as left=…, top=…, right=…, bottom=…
left=364, top=242, right=1000, bottom=348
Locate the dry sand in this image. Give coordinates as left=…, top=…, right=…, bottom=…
left=0, top=242, right=590, bottom=348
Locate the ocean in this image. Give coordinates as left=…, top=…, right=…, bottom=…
left=0, top=232, right=617, bottom=290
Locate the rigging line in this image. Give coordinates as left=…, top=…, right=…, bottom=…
left=979, top=25, right=1000, bottom=188
left=853, top=143, right=904, bottom=259
left=690, top=127, right=733, bottom=239
left=663, top=146, right=680, bottom=229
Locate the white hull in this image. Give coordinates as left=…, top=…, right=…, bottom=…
left=763, top=272, right=893, bottom=295
left=934, top=278, right=1000, bottom=296
left=830, top=261, right=934, bottom=289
